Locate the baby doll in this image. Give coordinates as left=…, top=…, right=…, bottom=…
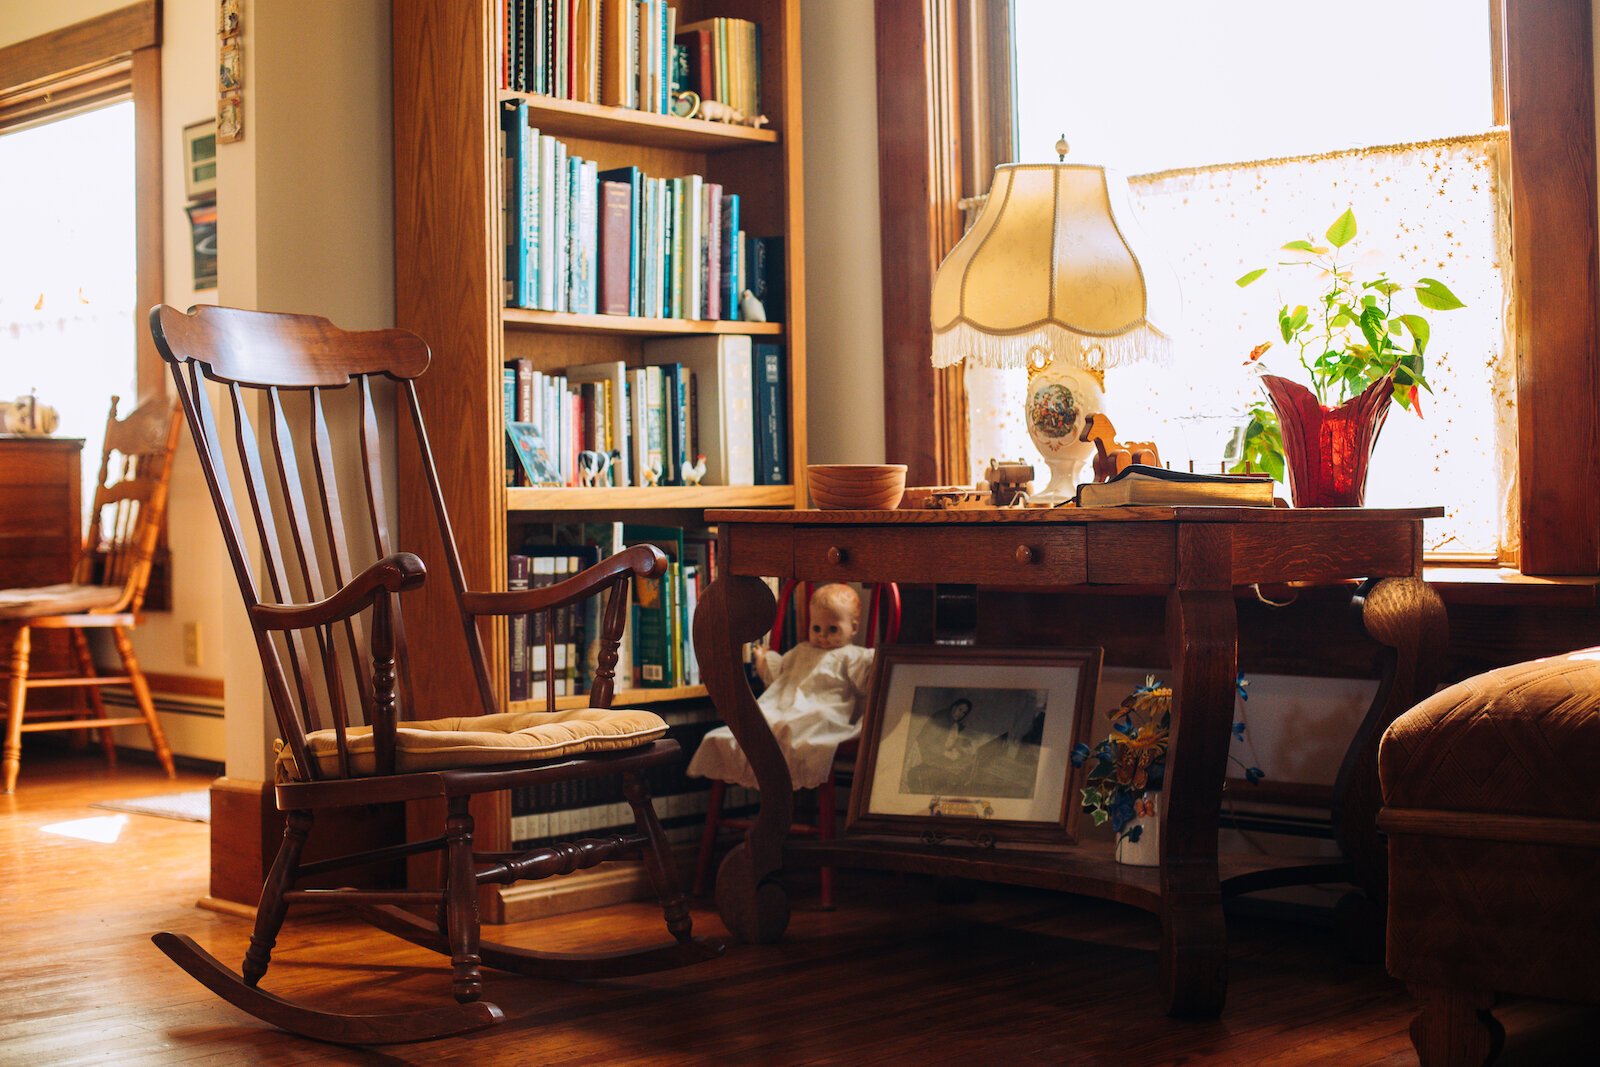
left=687, top=583, right=876, bottom=791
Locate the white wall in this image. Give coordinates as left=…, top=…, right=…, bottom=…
left=800, top=0, right=887, bottom=464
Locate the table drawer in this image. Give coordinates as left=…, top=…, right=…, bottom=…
left=794, top=525, right=1087, bottom=586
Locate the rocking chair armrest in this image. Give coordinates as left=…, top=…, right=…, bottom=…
left=461, top=544, right=667, bottom=617
left=249, top=552, right=427, bottom=631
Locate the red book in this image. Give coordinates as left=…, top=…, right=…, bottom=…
left=675, top=26, right=713, bottom=99
left=598, top=180, right=632, bottom=315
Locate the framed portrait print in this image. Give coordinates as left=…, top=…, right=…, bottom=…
left=847, top=646, right=1101, bottom=846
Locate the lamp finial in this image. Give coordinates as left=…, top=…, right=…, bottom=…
left=1055, top=135, right=1070, bottom=162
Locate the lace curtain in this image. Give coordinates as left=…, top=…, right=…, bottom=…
left=966, top=131, right=1515, bottom=558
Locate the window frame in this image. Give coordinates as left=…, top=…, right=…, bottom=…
left=878, top=0, right=1600, bottom=578
left=0, top=0, right=165, bottom=403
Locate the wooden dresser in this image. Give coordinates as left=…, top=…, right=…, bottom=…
left=0, top=436, right=85, bottom=700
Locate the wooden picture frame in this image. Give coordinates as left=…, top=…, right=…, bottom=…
left=848, top=645, right=1101, bottom=846
left=181, top=120, right=216, bottom=200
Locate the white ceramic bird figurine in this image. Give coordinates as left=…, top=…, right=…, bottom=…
left=739, top=288, right=767, bottom=323
left=682, top=454, right=708, bottom=486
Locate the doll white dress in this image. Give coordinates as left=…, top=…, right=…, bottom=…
left=687, top=642, right=876, bottom=790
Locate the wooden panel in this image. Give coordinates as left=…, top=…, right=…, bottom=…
left=1506, top=0, right=1600, bottom=575
left=726, top=523, right=793, bottom=577
left=794, top=525, right=1086, bottom=585
left=1230, top=520, right=1418, bottom=585
left=0, top=0, right=156, bottom=96
left=1086, top=523, right=1176, bottom=585
left=132, top=45, right=163, bottom=399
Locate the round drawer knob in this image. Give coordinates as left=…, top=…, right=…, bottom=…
left=1015, top=545, right=1036, bottom=565
left=827, top=546, right=847, bottom=565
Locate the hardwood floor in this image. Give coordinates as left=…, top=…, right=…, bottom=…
left=3, top=750, right=1595, bottom=1065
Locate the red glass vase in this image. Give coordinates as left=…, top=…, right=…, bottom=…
left=1261, top=374, right=1393, bottom=507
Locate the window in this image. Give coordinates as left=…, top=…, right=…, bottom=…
left=0, top=101, right=139, bottom=515
left=975, top=0, right=1510, bottom=559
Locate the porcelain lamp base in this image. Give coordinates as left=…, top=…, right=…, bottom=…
left=1024, top=356, right=1105, bottom=503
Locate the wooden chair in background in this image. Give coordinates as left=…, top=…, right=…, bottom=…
left=147, top=305, right=719, bottom=1044
left=0, top=396, right=181, bottom=793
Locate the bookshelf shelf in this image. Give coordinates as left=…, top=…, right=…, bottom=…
left=502, top=308, right=783, bottom=337
left=509, top=684, right=710, bottom=714
left=506, top=91, right=779, bottom=152
left=507, top=484, right=796, bottom=511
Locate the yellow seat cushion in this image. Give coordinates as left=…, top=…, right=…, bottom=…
left=276, top=708, right=670, bottom=780
left=0, top=583, right=122, bottom=619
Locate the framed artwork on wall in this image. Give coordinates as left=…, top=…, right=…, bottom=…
left=186, top=202, right=218, bottom=290
left=847, top=645, right=1102, bottom=846
left=182, top=120, right=217, bottom=200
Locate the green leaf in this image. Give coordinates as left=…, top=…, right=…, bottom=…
left=1415, top=278, right=1465, bottom=311
left=1398, top=313, right=1430, bottom=354
left=1290, top=305, right=1308, bottom=330
left=1281, top=239, right=1318, bottom=253
left=1325, top=208, right=1358, bottom=248
left=1358, top=304, right=1387, bottom=352
left=1235, top=267, right=1268, bottom=287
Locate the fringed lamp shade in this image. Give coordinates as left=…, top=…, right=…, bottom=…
left=931, top=163, right=1174, bottom=371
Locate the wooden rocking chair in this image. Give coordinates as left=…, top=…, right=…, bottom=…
left=147, top=305, right=720, bottom=1044
left=1, top=395, right=181, bottom=793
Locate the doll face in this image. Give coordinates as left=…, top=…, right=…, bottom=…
left=808, top=600, right=859, bottom=650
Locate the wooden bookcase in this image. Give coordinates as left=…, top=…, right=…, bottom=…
left=393, top=0, right=806, bottom=920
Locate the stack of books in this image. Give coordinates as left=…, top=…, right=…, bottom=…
left=498, top=0, right=680, bottom=115
left=500, top=106, right=783, bottom=321
left=503, top=336, right=790, bottom=489
left=675, top=15, right=762, bottom=118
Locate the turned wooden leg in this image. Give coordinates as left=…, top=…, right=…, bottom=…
left=1408, top=983, right=1504, bottom=1067
left=444, top=795, right=483, bottom=1003
left=242, top=809, right=313, bottom=987
left=1158, top=526, right=1237, bottom=1019
left=694, top=573, right=790, bottom=944
left=817, top=774, right=837, bottom=910
left=70, top=630, right=116, bottom=768
left=624, top=771, right=694, bottom=944
left=113, top=626, right=175, bottom=779
left=1334, top=577, right=1448, bottom=903
left=3, top=626, right=30, bottom=795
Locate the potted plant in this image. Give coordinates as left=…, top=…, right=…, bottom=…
left=1232, top=209, right=1465, bottom=506
left=1072, top=676, right=1262, bottom=866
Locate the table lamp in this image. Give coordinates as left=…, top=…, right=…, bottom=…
left=931, top=139, right=1177, bottom=502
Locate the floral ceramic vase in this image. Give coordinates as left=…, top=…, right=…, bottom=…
left=1025, top=353, right=1105, bottom=503
left=1261, top=374, right=1393, bottom=508
left=1114, top=793, right=1160, bottom=867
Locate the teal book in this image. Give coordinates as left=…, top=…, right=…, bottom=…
left=623, top=524, right=683, bottom=687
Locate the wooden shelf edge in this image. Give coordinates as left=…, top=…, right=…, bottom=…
left=504, top=90, right=780, bottom=151
left=502, top=308, right=783, bottom=336
left=507, top=484, right=797, bottom=511
left=508, top=685, right=709, bottom=713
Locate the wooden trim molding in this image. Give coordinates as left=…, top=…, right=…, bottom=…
left=132, top=43, right=164, bottom=398
left=1504, top=0, right=1600, bottom=575
left=0, top=0, right=157, bottom=97
left=875, top=0, right=969, bottom=486
left=143, top=671, right=224, bottom=701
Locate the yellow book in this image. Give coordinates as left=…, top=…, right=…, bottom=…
left=1075, top=465, right=1276, bottom=507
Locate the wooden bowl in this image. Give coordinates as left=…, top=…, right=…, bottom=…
left=807, top=464, right=908, bottom=510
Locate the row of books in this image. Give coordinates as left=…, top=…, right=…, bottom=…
left=500, top=103, right=785, bottom=321
left=504, top=523, right=719, bottom=702
left=502, top=335, right=791, bottom=489
left=494, top=2, right=762, bottom=121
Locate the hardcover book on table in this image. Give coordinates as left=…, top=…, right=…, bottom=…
left=1074, top=465, right=1276, bottom=507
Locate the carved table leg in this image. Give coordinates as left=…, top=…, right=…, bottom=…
left=1334, top=577, right=1449, bottom=903
left=693, top=574, right=789, bottom=944
left=1408, top=983, right=1504, bottom=1067
left=1159, top=525, right=1238, bottom=1018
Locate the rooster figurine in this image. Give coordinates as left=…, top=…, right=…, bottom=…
left=681, top=454, right=708, bottom=486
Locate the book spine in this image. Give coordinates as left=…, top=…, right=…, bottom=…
left=598, top=180, right=631, bottom=315
left=726, top=339, right=755, bottom=485
left=683, top=174, right=702, bottom=319
left=754, top=342, right=788, bottom=484
left=663, top=179, right=677, bottom=319
left=645, top=365, right=664, bottom=483
left=508, top=555, right=531, bottom=701
left=537, top=135, right=557, bottom=309
left=675, top=365, right=689, bottom=483
left=502, top=366, right=518, bottom=486
left=721, top=193, right=739, bottom=320
left=554, top=143, right=569, bottom=312
left=632, top=570, right=669, bottom=686
left=703, top=183, right=721, bottom=321
left=499, top=103, right=520, bottom=307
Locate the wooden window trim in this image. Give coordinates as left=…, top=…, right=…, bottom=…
left=0, top=0, right=164, bottom=401
left=878, top=0, right=1600, bottom=581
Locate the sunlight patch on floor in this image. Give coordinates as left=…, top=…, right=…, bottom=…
left=41, top=814, right=129, bottom=843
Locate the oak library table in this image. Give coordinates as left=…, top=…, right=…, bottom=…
left=692, top=505, right=1447, bottom=1018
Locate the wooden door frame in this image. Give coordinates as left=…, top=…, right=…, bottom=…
left=0, top=0, right=165, bottom=400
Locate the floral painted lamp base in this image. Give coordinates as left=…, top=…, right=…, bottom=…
left=1025, top=354, right=1105, bottom=503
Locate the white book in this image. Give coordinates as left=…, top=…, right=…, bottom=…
left=537, top=135, right=557, bottom=310
left=682, top=174, right=703, bottom=319
left=553, top=140, right=569, bottom=313
left=630, top=367, right=649, bottom=487
left=641, top=334, right=755, bottom=485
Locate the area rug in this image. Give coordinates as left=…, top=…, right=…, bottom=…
left=90, top=789, right=211, bottom=823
